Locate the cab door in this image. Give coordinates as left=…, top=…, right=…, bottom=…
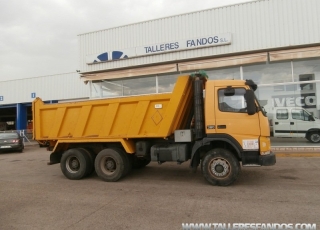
left=213, top=87, right=261, bottom=149
left=291, top=108, right=314, bottom=138
left=273, top=108, right=293, bottom=137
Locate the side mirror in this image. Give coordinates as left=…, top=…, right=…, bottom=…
left=244, top=90, right=256, bottom=115
left=309, top=115, right=315, bottom=121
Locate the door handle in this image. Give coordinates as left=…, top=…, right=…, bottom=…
left=290, top=122, right=294, bottom=125
left=217, top=125, right=226, bottom=129
left=275, top=122, right=279, bottom=125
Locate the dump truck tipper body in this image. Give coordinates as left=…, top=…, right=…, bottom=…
left=33, top=73, right=275, bottom=186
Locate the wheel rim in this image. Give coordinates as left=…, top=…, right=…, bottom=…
left=100, top=156, right=117, bottom=175
left=208, top=157, right=231, bottom=178
left=310, top=133, right=320, bottom=143
left=66, top=156, right=81, bottom=173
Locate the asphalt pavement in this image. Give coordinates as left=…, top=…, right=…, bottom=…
left=0, top=145, right=319, bottom=230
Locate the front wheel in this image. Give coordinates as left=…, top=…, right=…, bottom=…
left=201, top=148, right=240, bottom=186
left=307, top=132, right=320, bottom=143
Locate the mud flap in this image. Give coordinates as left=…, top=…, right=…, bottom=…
left=48, top=151, right=63, bottom=165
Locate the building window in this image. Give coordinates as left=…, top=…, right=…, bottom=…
left=243, top=61, right=292, bottom=85
left=122, top=76, right=156, bottom=96
left=158, top=74, right=179, bottom=93
left=293, top=58, right=320, bottom=82
left=206, top=67, right=241, bottom=80
left=90, top=81, right=103, bottom=98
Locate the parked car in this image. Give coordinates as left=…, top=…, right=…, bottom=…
left=0, top=131, right=24, bottom=153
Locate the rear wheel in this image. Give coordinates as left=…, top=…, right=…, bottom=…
left=77, top=148, right=95, bottom=176
left=112, top=148, right=132, bottom=176
left=307, top=132, right=320, bottom=143
left=95, top=148, right=129, bottom=182
left=60, top=148, right=91, bottom=180
left=201, top=148, right=240, bottom=186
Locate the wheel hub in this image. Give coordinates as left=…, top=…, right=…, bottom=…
left=66, top=156, right=80, bottom=173
left=311, top=133, right=320, bottom=142
left=106, top=160, right=115, bottom=171
left=71, top=159, right=79, bottom=169
left=215, top=164, right=224, bottom=173
left=101, top=156, right=117, bottom=175
left=210, top=158, right=230, bottom=177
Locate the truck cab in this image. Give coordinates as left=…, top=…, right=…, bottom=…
left=205, top=80, right=270, bottom=152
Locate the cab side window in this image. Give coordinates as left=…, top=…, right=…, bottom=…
left=292, top=109, right=309, bottom=121
left=218, top=88, right=247, bottom=113
left=276, top=109, right=288, bottom=120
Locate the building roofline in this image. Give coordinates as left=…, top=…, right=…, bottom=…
left=0, top=72, right=79, bottom=83
left=77, top=0, right=259, bottom=36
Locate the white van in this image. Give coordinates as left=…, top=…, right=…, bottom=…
left=268, top=107, right=320, bottom=143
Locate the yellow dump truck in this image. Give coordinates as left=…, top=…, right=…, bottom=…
left=33, top=72, right=276, bottom=186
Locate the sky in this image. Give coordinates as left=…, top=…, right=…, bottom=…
left=0, top=0, right=254, bottom=81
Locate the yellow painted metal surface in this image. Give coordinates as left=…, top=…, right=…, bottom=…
left=33, top=76, right=193, bottom=143
left=204, top=80, right=270, bottom=154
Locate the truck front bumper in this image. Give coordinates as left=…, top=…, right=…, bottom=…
left=259, top=152, right=276, bottom=166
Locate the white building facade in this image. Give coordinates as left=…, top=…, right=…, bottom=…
left=0, top=73, right=88, bottom=129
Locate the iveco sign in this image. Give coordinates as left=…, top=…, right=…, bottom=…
left=272, top=93, right=317, bottom=109
left=86, top=33, right=232, bottom=64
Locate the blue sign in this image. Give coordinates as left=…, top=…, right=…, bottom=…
left=31, top=93, right=36, bottom=98
left=91, top=51, right=130, bottom=63
left=0, top=96, right=3, bottom=101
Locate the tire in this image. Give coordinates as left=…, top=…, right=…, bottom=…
left=60, top=148, right=91, bottom=180
left=307, top=132, right=320, bottom=143
left=123, top=152, right=133, bottom=176
left=18, top=145, right=24, bottom=153
left=77, top=148, right=95, bottom=176
left=110, top=148, right=132, bottom=176
left=94, top=148, right=128, bottom=182
left=133, top=157, right=151, bottom=169
left=201, top=148, right=240, bottom=186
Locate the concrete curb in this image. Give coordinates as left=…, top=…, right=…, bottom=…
left=272, top=146, right=320, bottom=157
left=276, top=153, right=320, bottom=157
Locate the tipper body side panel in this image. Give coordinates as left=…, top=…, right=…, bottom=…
left=33, top=76, right=192, bottom=142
